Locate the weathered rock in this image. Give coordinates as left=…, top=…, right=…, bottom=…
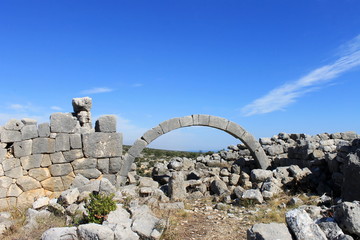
left=71, top=158, right=97, bottom=170
left=251, top=169, right=273, bottom=182
left=59, top=188, right=80, bottom=205
left=13, top=140, right=32, bottom=157
left=33, top=196, right=50, bottom=210
left=72, top=97, right=92, bottom=112
left=95, top=115, right=117, bottom=133
left=130, top=204, right=164, bottom=239
left=2, top=158, right=20, bottom=172
left=63, top=149, right=84, bottom=161
left=317, top=221, right=353, bottom=240
left=29, top=168, right=51, bottom=181
left=78, top=223, right=114, bottom=240
left=210, top=179, right=229, bottom=196
left=334, top=201, right=360, bottom=237
left=41, top=227, right=78, bottom=240
left=50, top=113, right=78, bottom=133
left=5, top=166, right=23, bottom=178
left=286, top=209, right=327, bottom=240
left=74, top=169, right=101, bottom=179
left=69, top=134, right=82, bottom=149
left=41, top=177, right=65, bottom=192
left=0, top=130, right=22, bottom=142
left=241, top=189, right=264, bottom=204
left=342, top=151, right=360, bottom=201
left=247, top=222, right=293, bottom=240
left=16, top=176, right=41, bottom=191
left=83, top=132, right=123, bottom=158
left=4, top=119, right=24, bottom=131
left=97, top=158, right=109, bottom=174
left=169, top=172, right=188, bottom=201
left=55, top=133, right=70, bottom=152
left=32, top=138, right=55, bottom=154
left=38, top=123, right=50, bottom=137
left=49, top=163, right=73, bottom=177
left=20, top=154, right=42, bottom=170
left=21, top=125, right=38, bottom=140
left=99, top=178, right=116, bottom=194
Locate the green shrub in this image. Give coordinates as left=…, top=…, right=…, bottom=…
left=85, top=192, right=117, bottom=224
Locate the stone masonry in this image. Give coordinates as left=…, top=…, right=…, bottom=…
left=0, top=97, right=123, bottom=209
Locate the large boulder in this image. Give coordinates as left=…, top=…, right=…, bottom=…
left=247, top=223, right=292, bottom=240
left=342, top=151, right=360, bottom=201
left=334, top=201, right=360, bottom=237
left=286, top=209, right=327, bottom=240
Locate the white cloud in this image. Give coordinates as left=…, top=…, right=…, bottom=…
left=51, top=106, right=63, bottom=111
left=80, top=87, right=114, bottom=94
left=242, top=34, right=360, bottom=116
left=8, top=104, right=26, bottom=110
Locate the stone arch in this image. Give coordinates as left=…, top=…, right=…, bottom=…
left=118, top=114, right=270, bottom=180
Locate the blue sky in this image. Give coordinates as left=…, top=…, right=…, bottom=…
left=1, top=1, right=360, bottom=151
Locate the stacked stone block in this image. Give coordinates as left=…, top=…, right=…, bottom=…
left=0, top=97, right=123, bottom=209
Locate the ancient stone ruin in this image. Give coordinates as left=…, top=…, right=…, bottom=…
left=1, top=97, right=360, bottom=240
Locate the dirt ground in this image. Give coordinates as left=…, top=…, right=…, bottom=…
left=160, top=200, right=260, bottom=240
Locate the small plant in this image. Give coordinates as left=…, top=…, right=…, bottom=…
left=85, top=192, right=117, bottom=224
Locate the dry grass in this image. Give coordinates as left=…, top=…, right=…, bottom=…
left=2, top=207, right=66, bottom=240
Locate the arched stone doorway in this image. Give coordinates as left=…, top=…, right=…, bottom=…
left=118, top=114, right=270, bottom=180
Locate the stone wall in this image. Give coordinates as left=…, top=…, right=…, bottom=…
left=0, top=97, right=123, bottom=209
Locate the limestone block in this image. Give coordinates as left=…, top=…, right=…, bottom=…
left=41, top=154, right=52, bottom=167
left=74, top=169, right=101, bottom=179
left=32, top=138, right=55, bottom=154
left=63, top=149, right=84, bottom=162
left=59, top=188, right=80, bottom=205
left=72, top=97, right=92, bottom=112
left=2, top=158, right=20, bottom=171
left=71, top=158, right=97, bottom=170
left=78, top=179, right=100, bottom=193
left=21, top=125, right=38, bottom=140
left=41, top=177, right=65, bottom=192
left=226, top=121, right=246, bottom=138
left=55, top=133, right=70, bottom=151
left=4, top=183, right=23, bottom=197
left=17, top=188, right=45, bottom=208
left=71, top=174, right=90, bottom=189
left=0, top=177, right=12, bottom=190
left=33, top=196, right=50, bottom=210
left=141, top=126, right=163, bottom=144
left=286, top=209, right=327, bottom=240
left=98, top=158, right=109, bottom=174
left=208, top=116, right=229, bottom=130
left=247, top=223, right=292, bottom=240
left=128, top=138, right=147, bottom=158
left=334, top=201, right=360, bottom=237
left=5, top=167, right=23, bottom=181
left=77, top=111, right=92, bottom=128
left=210, top=179, right=229, bottom=196
left=0, top=165, right=3, bottom=176
left=251, top=169, right=273, bottom=182
left=0, top=198, right=9, bottom=210
left=49, top=163, right=73, bottom=177
left=20, top=154, right=42, bottom=170
left=69, top=134, right=82, bottom=149
left=50, top=113, right=78, bottom=133
left=99, top=178, right=116, bottom=194
left=95, top=115, right=117, bottom=133
left=16, top=176, right=41, bottom=191
left=13, top=140, right=32, bottom=158
left=38, top=123, right=50, bottom=137
left=78, top=223, right=114, bottom=240
left=242, top=189, right=264, bottom=204
left=41, top=227, right=78, bottom=240
left=28, top=168, right=51, bottom=181
left=21, top=118, right=37, bottom=125
left=193, top=114, right=210, bottom=126
left=179, top=115, right=193, bottom=127
left=159, top=118, right=181, bottom=133
left=109, top=157, right=122, bottom=174
left=4, top=119, right=24, bottom=131
left=119, top=154, right=135, bottom=177
left=102, top=174, right=116, bottom=185
left=83, top=132, right=123, bottom=158
left=61, top=173, right=75, bottom=190
left=1, top=130, right=21, bottom=143
left=0, top=148, right=6, bottom=162
left=50, top=152, right=66, bottom=164
left=341, top=131, right=358, bottom=140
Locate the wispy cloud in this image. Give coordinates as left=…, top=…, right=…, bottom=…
left=80, top=87, right=114, bottom=94
left=132, top=83, right=144, bottom=88
left=51, top=106, right=63, bottom=111
left=242, top=34, right=360, bottom=116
